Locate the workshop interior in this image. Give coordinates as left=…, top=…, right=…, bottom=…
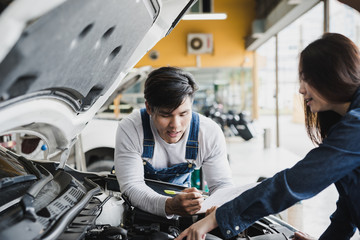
left=1, top=0, right=360, bottom=239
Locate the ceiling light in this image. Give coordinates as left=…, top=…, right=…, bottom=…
left=182, top=13, right=227, bottom=20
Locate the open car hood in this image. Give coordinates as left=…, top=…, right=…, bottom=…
left=0, top=0, right=195, bottom=163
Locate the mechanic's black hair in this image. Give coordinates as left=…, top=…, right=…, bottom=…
left=144, top=67, right=198, bottom=113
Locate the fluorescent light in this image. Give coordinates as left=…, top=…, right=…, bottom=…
left=182, top=13, right=227, bottom=20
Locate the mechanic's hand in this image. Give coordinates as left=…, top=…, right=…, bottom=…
left=292, top=231, right=317, bottom=240
left=175, top=208, right=218, bottom=240
left=165, top=187, right=204, bottom=216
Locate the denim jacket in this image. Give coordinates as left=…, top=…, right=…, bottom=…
left=216, top=88, right=360, bottom=240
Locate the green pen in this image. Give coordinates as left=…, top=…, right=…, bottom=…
left=164, top=189, right=209, bottom=198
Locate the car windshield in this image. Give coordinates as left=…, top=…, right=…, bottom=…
left=0, top=151, right=37, bottom=189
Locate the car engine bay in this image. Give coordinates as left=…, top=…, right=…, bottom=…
left=0, top=146, right=296, bottom=240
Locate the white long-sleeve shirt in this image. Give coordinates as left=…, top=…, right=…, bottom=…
left=114, top=109, right=234, bottom=217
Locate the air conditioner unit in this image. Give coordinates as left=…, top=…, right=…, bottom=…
left=187, top=33, right=213, bottom=54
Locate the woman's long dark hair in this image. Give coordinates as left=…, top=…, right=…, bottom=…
left=299, top=33, right=360, bottom=145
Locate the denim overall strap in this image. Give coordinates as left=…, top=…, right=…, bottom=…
left=140, top=109, right=200, bottom=186
left=140, top=108, right=155, bottom=159
left=185, top=112, right=199, bottom=161
left=143, top=162, right=196, bottom=186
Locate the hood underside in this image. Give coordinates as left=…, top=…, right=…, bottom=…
left=0, top=0, right=195, bottom=160
left=0, top=0, right=157, bottom=111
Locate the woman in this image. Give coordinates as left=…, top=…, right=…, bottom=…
left=176, top=33, right=360, bottom=240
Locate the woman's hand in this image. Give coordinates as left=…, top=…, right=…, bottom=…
left=293, top=231, right=317, bottom=240
left=205, top=206, right=217, bottom=216
left=175, top=208, right=218, bottom=240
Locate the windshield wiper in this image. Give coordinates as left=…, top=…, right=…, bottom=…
left=0, top=175, right=37, bottom=189
left=6, top=151, right=42, bottom=179
left=21, top=164, right=53, bottom=221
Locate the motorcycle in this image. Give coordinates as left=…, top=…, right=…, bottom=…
left=202, top=104, right=257, bottom=141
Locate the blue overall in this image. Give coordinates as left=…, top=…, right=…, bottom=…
left=140, top=108, right=199, bottom=187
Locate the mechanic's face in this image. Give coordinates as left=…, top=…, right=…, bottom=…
left=146, top=97, right=192, bottom=144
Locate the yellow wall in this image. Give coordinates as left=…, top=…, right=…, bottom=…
left=136, top=0, right=256, bottom=68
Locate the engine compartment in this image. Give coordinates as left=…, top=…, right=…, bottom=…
left=0, top=147, right=296, bottom=240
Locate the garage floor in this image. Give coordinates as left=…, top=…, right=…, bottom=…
left=226, top=115, right=360, bottom=239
